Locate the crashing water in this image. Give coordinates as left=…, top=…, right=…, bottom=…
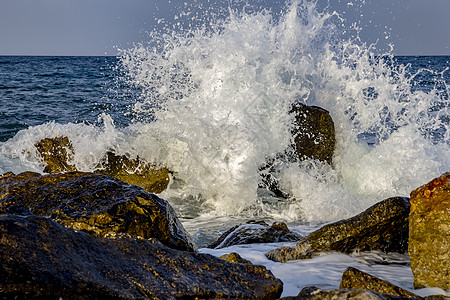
left=1, top=0, right=450, bottom=225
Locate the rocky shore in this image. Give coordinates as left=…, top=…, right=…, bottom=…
left=1, top=104, right=448, bottom=299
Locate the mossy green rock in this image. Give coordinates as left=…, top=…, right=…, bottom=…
left=0, top=171, right=195, bottom=252
left=266, top=197, right=410, bottom=262
left=409, top=172, right=450, bottom=290
left=0, top=214, right=283, bottom=299
left=290, top=103, right=336, bottom=164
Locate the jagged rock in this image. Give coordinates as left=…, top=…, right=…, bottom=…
left=290, top=103, right=335, bottom=164
left=279, top=287, right=388, bottom=300
left=266, top=197, right=410, bottom=262
left=0, top=171, right=195, bottom=252
left=0, top=214, right=283, bottom=299
left=219, top=253, right=252, bottom=264
left=94, top=150, right=170, bottom=194
left=409, top=172, right=450, bottom=290
left=35, top=136, right=77, bottom=173
left=34, top=137, right=170, bottom=194
left=340, top=267, right=421, bottom=299
left=207, top=220, right=300, bottom=249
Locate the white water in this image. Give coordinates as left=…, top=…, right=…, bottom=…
left=1, top=0, right=450, bottom=223
left=1, top=1, right=450, bottom=297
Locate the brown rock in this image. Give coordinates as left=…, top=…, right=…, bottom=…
left=94, top=150, right=170, bottom=194
left=266, top=197, right=410, bottom=262
left=0, top=171, right=195, bottom=252
left=0, top=214, right=283, bottom=299
left=409, top=172, right=450, bottom=289
left=219, top=253, right=252, bottom=264
left=35, top=136, right=77, bottom=173
left=290, top=103, right=336, bottom=164
left=280, top=287, right=388, bottom=300
left=34, top=137, right=170, bottom=194
left=340, top=267, right=421, bottom=299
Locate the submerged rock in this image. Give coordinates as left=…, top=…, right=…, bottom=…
left=35, top=137, right=170, bottom=194
left=290, top=103, right=336, bottom=164
left=409, top=172, right=450, bottom=290
left=266, top=197, right=410, bottom=262
left=208, top=220, right=300, bottom=249
left=35, top=136, right=77, bottom=173
left=0, top=171, right=195, bottom=252
left=94, top=150, right=170, bottom=194
left=340, top=267, right=421, bottom=299
left=0, top=214, right=283, bottom=299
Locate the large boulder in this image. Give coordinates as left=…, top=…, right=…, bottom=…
left=409, top=172, right=450, bottom=290
left=0, top=171, right=195, bottom=252
left=266, top=197, right=410, bottom=262
left=35, top=136, right=170, bottom=194
left=340, top=267, right=421, bottom=299
left=208, top=220, right=300, bottom=249
left=290, top=103, right=336, bottom=164
left=0, top=214, right=283, bottom=299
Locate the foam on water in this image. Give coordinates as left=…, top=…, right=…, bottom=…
left=1, top=0, right=450, bottom=223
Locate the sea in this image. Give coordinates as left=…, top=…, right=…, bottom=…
left=1, top=0, right=449, bottom=297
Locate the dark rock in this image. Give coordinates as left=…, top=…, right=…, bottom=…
left=0, top=214, right=283, bottom=299
left=219, top=252, right=253, bottom=264
left=94, top=150, right=170, bottom=194
left=340, top=267, right=421, bottom=299
left=279, top=287, right=388, bottom=299
left=266, top=197, right=410, bottom=262
left=35, top=137, right=170, bottom=194
left=0, top=171, right=195, bottom=252
left=208, top=220, right=300, bottom=249
left=258, top=103, right=336, bottom=197
left=35, top=136, right=77, bottom=173
left=290, top=103, right=336, bottom=164
left=409, top=172, right=450, bottom=290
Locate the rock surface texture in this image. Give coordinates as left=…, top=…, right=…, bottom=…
left=340, top=267, right=421, bottom=299
left=290, top=103, right=336, bottom=164
left=0, top=214, right=283, bottom=299
left=409, top=172, right=450, bottom=290
left=279, top=287, right=388, bottom=300
left=208, top=220, right=300, bottom=249
left=266, top=197, right=410, bottom=262
left=35, top=136, right=77, bottom=173
left=0, top=171, right=195, bottom=252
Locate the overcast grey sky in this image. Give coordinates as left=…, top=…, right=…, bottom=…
left=0, top=0, right=449, bottom=56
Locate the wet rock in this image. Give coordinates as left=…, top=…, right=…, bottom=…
left=340, top=267, right=421, bottom=299
left=0, top=214, right=283, bottom=299
left=280, top=287, right=388, bottom=300
left=35, top=136, right=77, bottom=173
left=94, top=150, right=170, bottom=194
left=258, top=103, right=336, bottom=197
left=266, top=197, right=410, bottom=262
left=290, top=103, right=336, bottom=164
left=219, top=252, right=252, bottom=264
left=0, top=171, right=195, bottom=252
left=409, top=172, right=450, bottom=290
left=208, top=220, right=300, bottom=249
left=35, top=137, right=170, bottom=194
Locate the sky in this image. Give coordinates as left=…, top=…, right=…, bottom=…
left=0, top=0, right=449, bottom=56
